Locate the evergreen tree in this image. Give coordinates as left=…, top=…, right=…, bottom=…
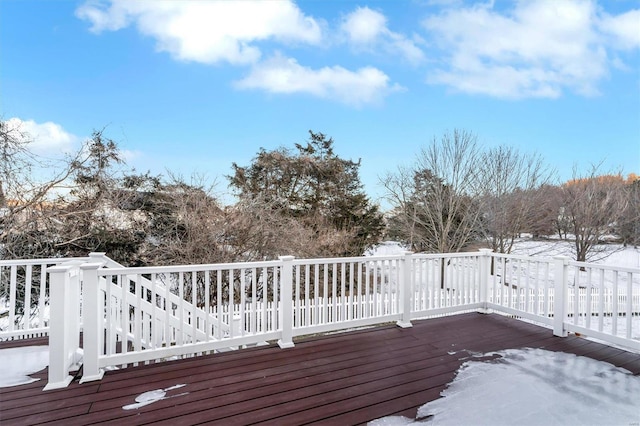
left=230, top=131, right=383, bottom=257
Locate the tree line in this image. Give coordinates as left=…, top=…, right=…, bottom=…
left=1, top=120, right=638, bottom=267
left=384, top=130, right=638, bottom=262
left=0, top=122, right=383, bottom=265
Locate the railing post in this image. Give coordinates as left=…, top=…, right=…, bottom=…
left=553, top=256, right=570, bottom=337
left=44, top=265, right=80, bottom=390
left=89, top=252, right=108, bottom=265
left=478, top=249, right=493, bottom=314
left=278, top=256, right=295, bottom=349
left=79, top=263, right=105, bottom=383
left=397, top=252, right=413, bottom=328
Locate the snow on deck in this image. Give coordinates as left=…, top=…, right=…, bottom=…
left=371, top=347, right=640, bottom=425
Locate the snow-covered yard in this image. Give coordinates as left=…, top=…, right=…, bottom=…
left=368, top=239, right=640, bottom=269
left=508, top=238, right=640, bottom=267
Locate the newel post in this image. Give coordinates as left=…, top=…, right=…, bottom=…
left=44, top=264, right=81, bottom=390
left=397, top=252, right=414, bottom=328
left=89, top=252, right=108, bottom=265
left=278, top=256, right=295, bottom=349
left=478, top=249, right=493, bottom=314
left=79, top=262, right=105, bottom=383
left=553, top=256, right=570, bottom=337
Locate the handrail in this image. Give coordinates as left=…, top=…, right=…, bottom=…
left=0, top=257, right=89, bottom=266
left=0, top=256, right=91, bottom=341
left=4, top=248, right=632, bottom=390
left=94, top=254, right=233, bottom=334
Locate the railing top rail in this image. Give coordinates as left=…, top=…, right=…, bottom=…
left=4, top=251, right=638, bottom=277
left=290, top=251, right=489, bottom=267
left=0, top=256, right=90, bottom=266
left=567, top=260, right=640, bottom=274
left=94, top=259, right=282, bottom=275
left=412, top=252, right=483, bottom=260
left=292, top=254, right=405, bottom=265
left=490, top=252, right=554, bottom=263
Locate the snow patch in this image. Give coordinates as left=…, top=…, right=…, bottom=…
left=365, top=241, right=408, bottom=256
left=122, top=384, right=188, bottom=410
left=0, top=345, right=49, bottom=388
left=370, top=348, right=640, bottom=425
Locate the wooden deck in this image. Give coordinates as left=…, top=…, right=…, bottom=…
left=1, top=313, right=639, bottom=425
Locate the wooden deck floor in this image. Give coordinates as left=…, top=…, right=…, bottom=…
left=1, top=313, right=639, bottom=425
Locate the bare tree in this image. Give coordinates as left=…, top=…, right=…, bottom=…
left=618, top=175, right=640, bottom=247
left=526, top=184, right=563, bottom=239
left=0, top=119, right=88, bottom=258
left=476, top=146, right=555, bottom=253
left=382, top=129, right=483, bottom=254
left=0, top=120, right=103, bottom=321
left=561, top=166, right=628, bottom=262
left=222, top=196, right=333, bottom=261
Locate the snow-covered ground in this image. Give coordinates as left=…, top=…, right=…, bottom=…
left=367, top=239, right=640, bottom=268
left=365, top=240, right=410, bottom=257
left=509, top=238, right=640, bottom=267
left=370, top=348, right=640, bottom=426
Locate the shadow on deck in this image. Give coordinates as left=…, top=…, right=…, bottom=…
left=1, top=313, right=639, bottom=425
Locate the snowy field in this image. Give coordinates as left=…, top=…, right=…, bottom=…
left=508, top=238, right=640, bottom=267
left=368, top=238, right=640, bottom=269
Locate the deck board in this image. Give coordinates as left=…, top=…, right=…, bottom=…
left=1, top=313, right=639, bottom=425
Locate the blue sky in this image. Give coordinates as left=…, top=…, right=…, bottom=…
left=1, top=0, right=638, bottom=206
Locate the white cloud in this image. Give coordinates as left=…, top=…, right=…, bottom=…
left=234, top=54, right=404, bottom=107
left=599, top=9, right=640, bottom=50
left=75, top=1, right=414, bottom=105
left=341, top=7, right=425, bottom=65
left=6, top=117, right=79, bottom=155
left=341, top=7, right=387, bottom=44
left=422, top=0, right=638, bottom=99
left=76, top=0, right=322, bottom=66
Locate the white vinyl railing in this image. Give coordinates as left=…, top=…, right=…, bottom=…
left=4, top=249, right=634, bottom=390
left=290, top=255, right=405, bottom=334
left=0, top=256, right=90, bottom=340
left=74, top=257, right=285, bottom=387
left=410, top=252, right=486, bottom=318
left=487, top=252, right=557, bottom=326
left=485, top=253, right=640, bottom=348
left=563, top=260, right=640, bottom=348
